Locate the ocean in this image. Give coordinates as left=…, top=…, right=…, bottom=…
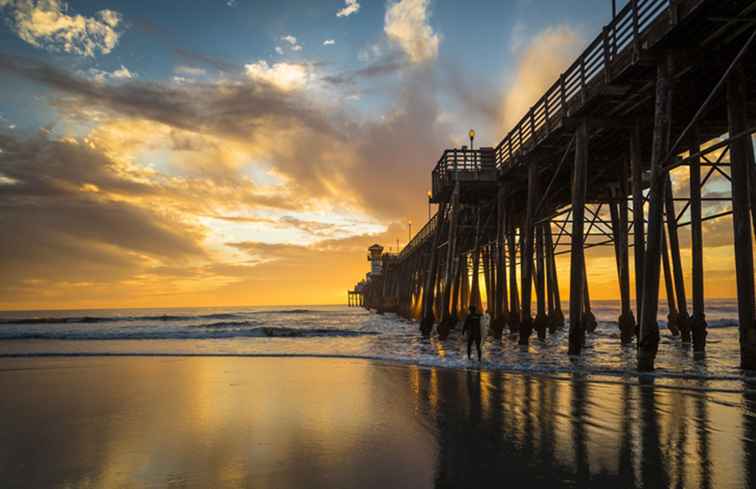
left=0, top=299, right=748, bottom=383
left=1, top=300, right=754, bottom=488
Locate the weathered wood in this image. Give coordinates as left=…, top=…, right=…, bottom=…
left=420, top=203, right=448, bottom=335
left=638, top=55, right=672, bottom=372
left=664, top=175, right=691, bottom=343
left=545, top=221, right=565, bottom=331
left=534, top=223, right=548, bottom=339
left=726, top=63, right=756, bottom=370
left=492, top=189, right=509, bottom=336
left=630, top=124, right=645, bottom=329
left=449, top=254, right=461, bottom=324
left=461, top=254, right=470, bottom=317
left=482, top=246, right=492, bottom=315
left=661, top=225, right=680, bottom=336
left=520, top=163, right=539, bottom=345
left=569, top=121, right=588, bottom=355
left=582, top=255, right=597, bottom=333
left=610, top=187, right=635, bottom=344
left=688, top=138, right=707, bottom=352
left=508, top=216, right=521, bottom=335
left=470, top=212, right=484, bottom=314
left=438, top=183, right=460, bottom=338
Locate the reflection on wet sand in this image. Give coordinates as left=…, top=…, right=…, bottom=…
left=0, top=357, right=752, bottom=488
left=408, top=366, right=752, bottom=488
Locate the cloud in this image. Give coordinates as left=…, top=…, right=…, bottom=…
left=336, top=0, right=360, bottom=17
left=281, top=34, right=303, bottom=51
left=498, top=25, right=583, bottom=131
left=275, top=46, right=284, bottom=55
left=322, top=55, right=407, bottom=85
left=0, top=133, right=206, bottom=294
left=323, top=39, right=335, bottom=46
left=244, top=60, right=312, bottom=92
left=1, top=0, right=124, bottom=57
left=384, top=0, right=439, bottom=64
left=84, top=65, right=135, bottom=83
left=174, top=65, right=207, bottom=77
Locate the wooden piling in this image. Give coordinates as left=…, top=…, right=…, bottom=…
left=508, top=218, right=521, bottom=335
left=569, top=121, right=588, bottom=355
left=610, top=186, right=635, bottom=344
left=726, top=63, right=756, bottom=370
left=664, top=175, right=691, bottom=343
left=438, top=183, right=460, bottom=338
left=420, top=203, right=447, bottom=335
left=545, top=221, right=564, bottom=331
left=638, top=55, right=672, bottom=371
left=492, top=190, right=510, bottom=336
left=688, top=138, right=707, bottom=352
left=582, top=255, right=597, bottom=333
left=661, top=225, right=680, bottom=336
left=630, top=124, right=645, bottom=329
left=470, top=212, right=484, bottom=314
left=534, top=223, right=548, bottom=339
left=520, top=163, right=539, bottom=345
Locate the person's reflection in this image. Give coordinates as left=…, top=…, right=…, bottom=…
left=639, top=377, right=669, bottom=488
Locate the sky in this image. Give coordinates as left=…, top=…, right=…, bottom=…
left=0, top=0, right=742, bottom=310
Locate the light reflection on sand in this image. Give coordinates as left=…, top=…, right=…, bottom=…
left=0, top=357, right=753, bottom=488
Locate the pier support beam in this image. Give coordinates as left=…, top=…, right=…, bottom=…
left=631, top=124, right=645, bottom=333
left=726, top=63, right=756, bottom=370
left=470, top=213, right=484, bottom=314
left=638, top=54, right=673, bottom=371
left=420, top=203, right=447, bottom=336
left=508, top=217, right=521, bottom=335
left=661, top=226, right=680, bottom=336
left=689, top=138, right=707, bottom=352
left=583, top=255, right=597, bottom=333
left=545, top=221, right=564, bottom=331
left=664, top=175, right=691, bottom=343
left=438, top=184, right=460, bottom=339
left=534, top=223, right=548, bottom=340
left=492, top=189, right=509, bottom=336
left=520, top=163, right=539, bottom=345
left=611, top=185, right=635, bottom=344
left=569, top=120, right=588, bottom=355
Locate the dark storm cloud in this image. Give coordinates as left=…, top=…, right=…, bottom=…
left=0, top=134, right=206, bottom=290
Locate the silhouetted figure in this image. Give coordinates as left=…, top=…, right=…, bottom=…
left=463, top=305, right=482, bottom=361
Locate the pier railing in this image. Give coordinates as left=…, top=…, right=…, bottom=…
left=398, top=211, right=440, bottom=261
left=494, top=0, right=671, bottom=168
left=431, top=147, right=496, bottom=202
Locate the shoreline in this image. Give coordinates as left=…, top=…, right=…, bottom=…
left=0, top=351, right=751, bottom=387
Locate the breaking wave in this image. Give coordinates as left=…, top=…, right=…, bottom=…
left=0, top=313, right=247, bottom=325
left=0, top=326, right=378, bottom=341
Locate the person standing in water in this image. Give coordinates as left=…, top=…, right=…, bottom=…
left=462, top=305, right=482, bottom=361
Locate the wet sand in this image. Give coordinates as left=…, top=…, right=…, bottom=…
left=0, top=356, right=754, bottom=488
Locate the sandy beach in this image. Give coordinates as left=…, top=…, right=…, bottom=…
left=0, top=356, right=753, bottom=488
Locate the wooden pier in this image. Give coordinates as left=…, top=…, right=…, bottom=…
left=351, top=0, right=756, bottom=371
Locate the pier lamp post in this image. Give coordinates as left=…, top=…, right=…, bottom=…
left=468, top=129, right=476, bottom=150
left=427, top=190, right=432, bottom=221
left=408, top=220, right=412, bottom=242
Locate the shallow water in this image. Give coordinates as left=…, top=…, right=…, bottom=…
left=0, top=357, right=753, bottom=488
left=0, top=300, right=748, bottom=387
